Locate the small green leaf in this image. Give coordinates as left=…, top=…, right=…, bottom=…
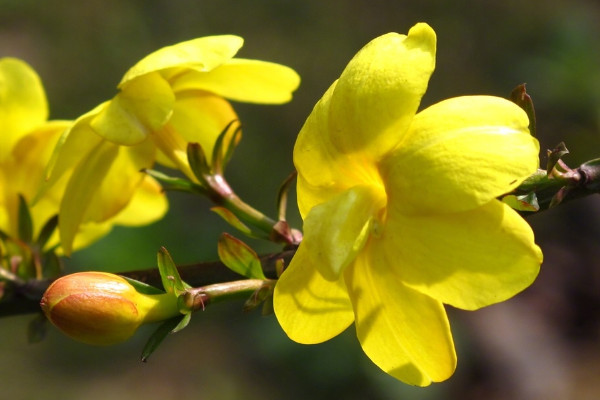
left=140, top=315, right=183, bottom=362
left=276, top=170, right=297, bottom=221
left=171, top=312, right=191, bottom=333
left=211, top=120, right=241, bottom=175
left=502, top=193, right=540, bottom=212
left=121, top=275, right=165, bottom=295
left=217, top=233, right=266, bottom=279
left=143, top=168, right=206, bottom=194
left=211, top=207, right=264, bottom=238
left=36, top=215, right=58, bottom=250
left=546, top=142, right=569, bottom=173
left=187, top=142, right=211, bottom=186
left=157, top=247, right=188, bottom=295
left=243, top=284, right=272, bottom=313
left=28, top=313, right=48, bottom=344
left=17, top=195, right=33, bottom=243
left=40, top=250, right=62, bottom=280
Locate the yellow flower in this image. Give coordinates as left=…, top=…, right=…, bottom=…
left=0, top=58, right=166, bottom=253
left=43, top=35, right=300, bottom=255
left=273, top=23, right=543, bottom=386
left=41, top=272, right=180, bottom=345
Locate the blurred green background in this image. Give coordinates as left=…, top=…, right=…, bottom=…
left=2, top=1, right=600, bottom=399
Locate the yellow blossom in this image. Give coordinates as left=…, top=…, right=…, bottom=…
left=42, top=35, right=300, bottom=255
left=0, top=58, right=165, bottom=252
left=273, top=23, right=542, bottom=386
left=41, top=272, right=180, bottom=345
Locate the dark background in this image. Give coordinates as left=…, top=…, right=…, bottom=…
left=1, top=1, right=600, bottom=399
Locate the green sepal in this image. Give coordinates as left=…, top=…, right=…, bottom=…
left=211, top=120, right=241, bottom=175
left=276, top=170, right=297, bottom=221
left=121, top=275, right=166, bottom=295
left=546, top=142, right=569, bottom=173
left=140, top=315, right=185, bottom=362
left=211, top=206, right=263, bottom=238
left=171, top=312, right=191, bottom=333
left=35, top=215, right=58, bottom=251
left=17, top=195, right=33, bottom=243
left=143, top=168, right=206, bottom=194
left=217, top=233, right=266, bottom=280
left=243, top=283, right=272, bottom=313
left=27, top=313, right=48, bottom=344
left=157, top=247, right=189, bottom=295
left=40, top=250, right=62, bottom=280
left=187, top=142, right=211, bottom=187
left=502, top=193, right=540, bottom=212
left=510, top=83, right=536, bottom=137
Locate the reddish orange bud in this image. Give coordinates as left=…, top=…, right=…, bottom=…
left=41, top=272, right=179, bottom=345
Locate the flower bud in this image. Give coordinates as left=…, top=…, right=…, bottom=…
left=40, top=272, right=179, bottom=345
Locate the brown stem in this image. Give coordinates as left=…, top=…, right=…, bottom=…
left=0, top=248, right=296, bottom=318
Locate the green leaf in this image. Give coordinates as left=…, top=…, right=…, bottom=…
left=546, top=142, right=569, bottom=173
left=276, top=170, right=297, bottom=221
left=36, top=215, right=58, bottom=250
left=17, top=195, right=33, bottom=243
left=211, top=120, right=241, bottom=175
left=211, top=207, right=264, bottom=238
left=143, top=168, right=206, bottom=194
left=28, top=313, right=48, bottom=344
left=171, top=312, right=191, bottom=333
left=502, top=193, right=540, bottom=212
left=187, top=142, right=211, bottom=186
left=140, top=315, right=184, bottom=362
left=121, top=275, right=165, bottom=295
left=217, top=233, right=266, bottom=279
left=243, top=284, right=272, bottom=313
left=40, top=250, right=62, bottom=280
left=157, top=247, right=188, bottom=295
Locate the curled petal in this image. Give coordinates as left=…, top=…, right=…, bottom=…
left=345, top=251, right=456, bottom=386
left=383, top=96, right=539, bottom=215
left=91, top=72, right=175, bottom=145
left=274, top=243, right=354, bottom=344
left=171, top=59, right=300, bottom=104
left=384, top=200, right=542, bottom=310
left=119, top=36, right=243, bottom=86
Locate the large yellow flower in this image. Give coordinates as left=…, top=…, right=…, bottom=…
left=274, top=23, right=543, bottom=386
left=43, top=36, right=300, bottom=254
left=0, top=58, right=165, bottom=253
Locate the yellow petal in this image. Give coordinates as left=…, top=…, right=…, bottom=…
left=302, top=185, right=384, bottom=280
left=273, top=243, right=354, bottom=344
left=82, top=140, right=156, bottom=223
left=111, top=175, right=168, bottom=226
left=59, top=141, right=119, bottom=255
left=345, top=250, right=456, bottom=386
left=383, top=96, right=539, bottom=215
left=42, top=104, right=106, bottom=190
left=91, top=72, right=175, bottom=145
left=384, top=200, right=542, bottom=310
left=170, top=59, right=300, bottom=104
left=119, top=36, right=243, bottom=86
left=7, top=121, right=70, bottom=238
left=328, top=23, right=436, bottom=158
left=0, top=58, right=48, bottom=161
left=294, top=82, right=383, bottom=216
